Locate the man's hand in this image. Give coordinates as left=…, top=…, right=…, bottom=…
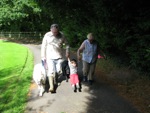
left=41, top=58, right=48, bottom=70
left=41, top=58, right=46, bottom=61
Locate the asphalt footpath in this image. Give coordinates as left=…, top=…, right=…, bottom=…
left=24, top=44, right=140, bottom=113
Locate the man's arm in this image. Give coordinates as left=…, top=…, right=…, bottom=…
left=63, top=36, right=70, bottom=58
left=66, top=44, right=70, bottom=57
left=41, top=34, right=47, bottom=60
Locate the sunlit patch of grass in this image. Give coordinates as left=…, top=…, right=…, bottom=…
left=0, top=40, right=33, bottom=113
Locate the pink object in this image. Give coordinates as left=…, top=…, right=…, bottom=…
left=70, top=74, right=79, bottom=85
left=98, top=54, right=104, bottom=59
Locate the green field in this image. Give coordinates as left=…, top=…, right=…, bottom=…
left=0, top=40, right=33, bottom=113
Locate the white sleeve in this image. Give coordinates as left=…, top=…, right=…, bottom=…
left=41, top=34, right=47, bottom=59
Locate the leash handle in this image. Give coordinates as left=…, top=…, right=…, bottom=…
left=41, top=59, right=48, bottom=70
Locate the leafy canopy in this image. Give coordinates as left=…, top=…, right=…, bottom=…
left=0, top=0, right=41, bottom=26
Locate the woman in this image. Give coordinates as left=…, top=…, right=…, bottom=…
left=77, top=33, right=105, bottom=85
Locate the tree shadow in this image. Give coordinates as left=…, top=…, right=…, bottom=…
left=75, top=60, right=141, bottom=113
left=82, top=80, right=141, bottom=113
left=25, top=46, right=141, bottom=113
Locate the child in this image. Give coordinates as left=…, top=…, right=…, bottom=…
left=68, top=57, right=80, bottom=92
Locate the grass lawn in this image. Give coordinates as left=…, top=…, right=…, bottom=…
left=0, top=40, right=33, bottom=113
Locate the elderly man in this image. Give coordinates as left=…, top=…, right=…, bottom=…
left=41, top=24, right=69, bottom=93
left=77, top=33, right=105, bottom=85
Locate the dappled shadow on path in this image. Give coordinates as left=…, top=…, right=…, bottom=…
left=75, top=61, right=141, bottom=113
left=82, top=80, right=141, bottom=113
left=25, top=45, right=141, bottom=113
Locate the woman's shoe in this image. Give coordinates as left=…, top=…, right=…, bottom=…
left=83, top=76, right=87, bottom=82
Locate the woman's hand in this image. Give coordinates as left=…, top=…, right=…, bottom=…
left=77, top=55, right=82, bottom=62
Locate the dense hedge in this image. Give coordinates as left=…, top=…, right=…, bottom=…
left=0, top=0, right=150, bottom=75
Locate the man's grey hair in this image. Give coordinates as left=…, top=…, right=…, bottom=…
left=50, top=24, right=59, bottom=29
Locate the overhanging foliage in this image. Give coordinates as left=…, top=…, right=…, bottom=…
left=0, top=0, right=149, bottom=75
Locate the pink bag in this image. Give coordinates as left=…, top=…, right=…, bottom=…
left=98, top=54, right=104, bottom=59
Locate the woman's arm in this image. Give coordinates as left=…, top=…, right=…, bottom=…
left=77, top=41, right=85, bottom=61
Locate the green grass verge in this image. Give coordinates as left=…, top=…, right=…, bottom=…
left=0, top=40, right=33, bottom=113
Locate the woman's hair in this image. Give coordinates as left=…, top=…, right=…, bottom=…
left=87, top=33, right=93, bottom=39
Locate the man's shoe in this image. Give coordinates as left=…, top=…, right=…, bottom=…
left=49, top=88, right=54, bottom=93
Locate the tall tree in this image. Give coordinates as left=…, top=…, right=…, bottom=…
left=0, top=0, right=41, bottom=31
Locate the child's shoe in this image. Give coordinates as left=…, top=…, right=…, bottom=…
left=76, top=84, right=81, bottom=92
left=72, top=85, right=76, bottom=92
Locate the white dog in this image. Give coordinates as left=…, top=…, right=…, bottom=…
left=33, top=63, right=46, bottom=96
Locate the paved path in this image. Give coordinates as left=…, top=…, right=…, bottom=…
left=24, top=44, right=140, bottom=113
